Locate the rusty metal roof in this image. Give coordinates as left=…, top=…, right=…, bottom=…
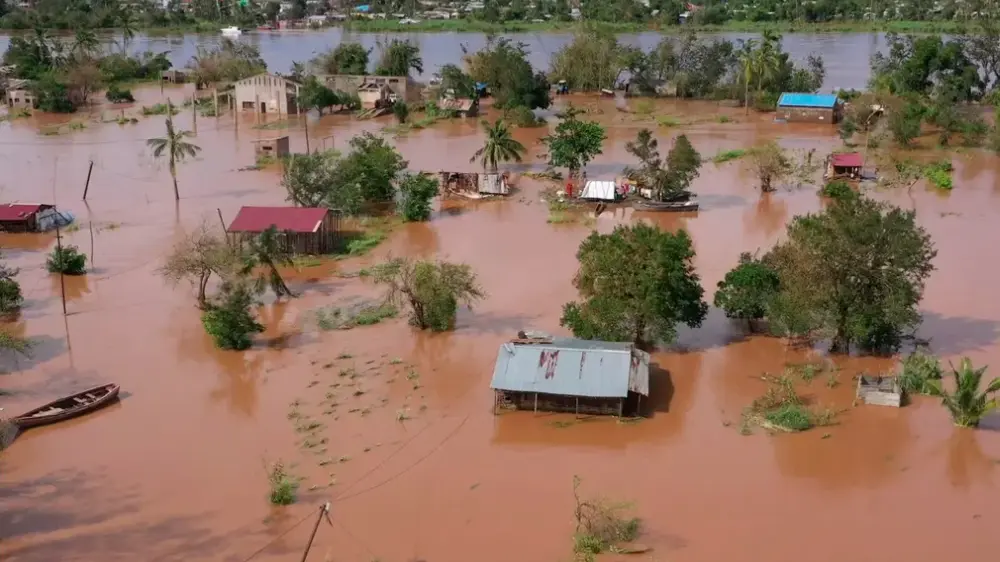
left=0, top=204, right=51, bottom=222
left=490, top=338, right=650, bottom=398
left=227, top=206, right=330, bottom=233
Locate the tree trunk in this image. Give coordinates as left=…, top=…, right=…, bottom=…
left=197, top=271, right=210, bottom=308
left=170, top=158, right=179, bottom=200
left=744, top=76, right=750, bottom=116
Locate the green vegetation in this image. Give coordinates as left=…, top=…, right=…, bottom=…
left=314, top=302, right=399, bottom=330
left=146, top=104, right=201, bottom=200
left=924, top=161, right=954, bottom=190
left=740, top=375, right=837, bottom=434
left=369, top=257, right=485, bottom=332
left=713, top=252, right=780, bottom=331
left=242, top=226, right=295, bottom=298
left=712, top=149, right=748, bottom=164
left=200, top=280, right=264, bottom=351
left=927, top=358, right=1000, bottom=428
left=158, top=222, right=243, bottom=309
left=0, top=258, right=24, bottom=315
left=105, top=84, right=135, bottom=104
left=624, top=129, right=701, bottom=201
left=572, top=476, right=640, bottom=562
left=0, top=331, right=33, bottom=358
left=46, top=245, right=87, bottom=275
left=543, top=106, right=606, bottom=182
left=392, top=100, right=410, bottom=124
left=398, top=173, right=440, bottom=222
left=308, top=42, right=371, bottom=75
left=266, top=459, right=299, bottom=506
left=141, top=103, right=179, bottom=116
left=374, top=39, right=423, bottom=77
left=466, top=37, right=551, bottom=111
left=897, top=350, right=943, bottom=396
left=747, top=141, right=817, bottom=193
left=298, top=76, right=360, bottom=115
left=820, top=180, right=857, bottom=201
left=561, top=223, right=708, bottom=346
left=471, top=119, right=526, bottom=171
left=185, top=39, right=266, bottom=89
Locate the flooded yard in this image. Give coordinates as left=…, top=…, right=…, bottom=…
left=1, top=86, right=1000, bottom=562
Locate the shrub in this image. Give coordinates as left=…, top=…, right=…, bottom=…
left=266, top=459, right=299, bottom=505
left=924, top=160, right=953, bottom=190
left=369, top=257, right=484, bottom=332
left=504, top=105, right=545, bottom=127
left=898, top=350, right=943, bottom=396
left=0, top=261, right=23, bottom=314
left=105, top=84, right=135, bottom=103
left=820, top=180, right=856, bottom=201
left=398, top=172, right=439, bottom=222
left=928, top=357, right=1000, bottom=428
left=200, top=282, right=264, bottom=350
left=572, top=476, right=640, bottom=560
left=46, top=246, right=87, bottom=275
left=392, top=100, right=409, bottom=124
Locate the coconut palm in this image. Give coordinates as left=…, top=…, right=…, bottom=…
left=147, top=102, right=201, bottom=200
left=753, top=31, right=781, bottom=95
left=470, top=119, right=526, bottom=171
left=242, top=226, right=295, bottom=298
left=72, top=29, right=99, bottom=59
left=738, top=39, right=757, bottom=115
left=119, top=7, right=138, bottom=54
left=928, top=357, right=1000, bottom=428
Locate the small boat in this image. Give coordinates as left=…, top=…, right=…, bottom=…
left=221, top=26, right=242, bottom=37
left=11, top=383, right=120, bottom=430
left=633, top=199, right=700, bottom=212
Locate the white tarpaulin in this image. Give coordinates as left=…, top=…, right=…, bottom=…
left=580, top=180, right=617, bottom=201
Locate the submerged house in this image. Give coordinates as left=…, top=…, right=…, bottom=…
left=439, top=97, right=479, bottom=117
left=439, top=172, right=510, bottom=198
left=323, top=74, right=419, bottom=104
left=226, top=206, right=340, bottom=254
left=825, top=152, right=863, bottom=179
left=490, top=337, right=651, bottom=416
left=234, top=73, right=302, bottom=115
left=776, top=93, right=841, bottom=124
left=0, top=204, right=70, bottom=233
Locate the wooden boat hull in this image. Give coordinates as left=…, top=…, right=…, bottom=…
left=633, top=200, right=700, bottom=212
left=12, top=384, right=120, bottom=430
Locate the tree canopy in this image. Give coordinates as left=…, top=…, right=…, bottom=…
left=465, top=37, right=550, bottom=110
left=543, top=108, right=606, bottom=180
left=560, top=223, right=708, bottom=346
left=713, top=252, right=780, bottom=330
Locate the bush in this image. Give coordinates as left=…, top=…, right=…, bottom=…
left=504, top=105, right=545, bottom=127
left=200, top=282, right=264, bottom=350
left=898, top=350, right=942, bottom=396
left=924, top=160, right=953, bottom=190
left=0, top=261, right=22, bottom=315
left=398, top=172, right=439, bottom=222
left=820, top=180, right=856, bottom=201
left=105, top=84, right=135, bottom=103
left=46, top=245, right=87, bottom=275
left=266, top=459, right=298, bottom=505
left=369, top=257, right=484, bottom=332
left=392, top=100, right=409, bottom=124
left=32, top=74, right=77, bottom=113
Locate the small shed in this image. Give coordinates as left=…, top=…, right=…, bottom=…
left=439, top=171, right=510, bottom=198
left=161, top=69, right=189, bottom=84
left=491, top=337, right=651, bottom=416
left=579, top=180, right=619, bottom=201
left=251, top=136, right=290, bottom=161
left=0, top=204, right=64, bottom=233
left=856, top=374, right=902, bottom=408
left=5, top=79, right=34, bottom=109
left=439, top=97, right=479, bottom=117
left=227, top=206, right=340, bottom=254
left=826, top=152, right=863, bottom=179
left=776, top=93, right=841, bottom=124
left=357, top=82, right=392, bottom=109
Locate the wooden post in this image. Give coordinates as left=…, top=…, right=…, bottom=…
left=55, top=209, right=67, bottom=316
left=82, top=160, right=93, bottom=200
left=299, top=503, right=330, bottom=562
left=88, top=217, right=95, bottom=268
left=192, top=94, right=197, bottom=134
left=575, top=397, right=579, bottom=417
left=217, top=208, right=227, bottom=235
left=304, top=114, right=311, bottom=153
left=255, top=93, right=260, bottom=124
left=533, top=392, right=538, bottom=413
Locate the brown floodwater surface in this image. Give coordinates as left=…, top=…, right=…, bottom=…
left=2, top=90, right=1000, bottom=562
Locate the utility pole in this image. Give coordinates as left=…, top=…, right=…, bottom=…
left=299, top=502, right=331, bottom=562
left=304, top=112, right=311, bottom=153
left=82, top=160, right=93, bottom=200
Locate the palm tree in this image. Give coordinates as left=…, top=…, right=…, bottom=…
left=119, top=8, right=138, bottom=54
left=243, top=226, right=295, bottom=298
left=147, top=101, right=201, bottom=200
left=928, top=357, right=1000, bottom=428
left=470, top=119, right=526, bottom=171
left=72, top=29, right=99, bottom=59
left=738, top=40, right=757, bottom=115
left=753, top=31, right=781, bottom=95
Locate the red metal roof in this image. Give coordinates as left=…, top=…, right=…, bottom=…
left=227, top=206, right=330, bottom=233
left=831, top=152, right=863, bottom=168
left=0, top=204, right=50, bottom=222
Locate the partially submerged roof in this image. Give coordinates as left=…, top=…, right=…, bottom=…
left=777, top=93, right=839, bottom=109
left=0, top=203, right=52, bottom=221
left=440, top=98, right=476, bottom=111
left=831, top=152, right=863, bottom=168
left=490, top=338, right=650, bottom=398
left=227, top=206, right=330, bottom=233
left=235, top=72, right=301, bottom=87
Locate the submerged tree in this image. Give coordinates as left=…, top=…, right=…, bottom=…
left=158, top=222, right=242, bottom=308
left=398, top=173, right=439, bottom=222
left=243, top=226, right=295, bottom=298
left=465, top=37, right=550, bottom=110
left=0, top=255, right=23, bottom=315
left=375, top=39, right=422, bottom=77
left=543, top=107, right=606, bottom=182
left=201, top=280, right=265, bottom=351
left=560, top=223, right=708, bottom=346
left=764, top=195, right=936, bottom=353
left=625, top=129, right=701, bottom=201
left=369, top=257, right=484, bottom=332
left=471, top=119, right=526, bottom=171
left=928, top=358, right=1000, bottom=428
left=147, top=102, right=201, bottom=200
left=311, top=42, right=370, bottom=75
left=46, top=245, right=87, bottom=275
left=713, top=252, right=780, bottom=331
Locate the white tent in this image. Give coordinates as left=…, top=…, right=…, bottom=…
left=580, top=180, right=618, bottom=201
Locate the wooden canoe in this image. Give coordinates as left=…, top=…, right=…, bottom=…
left=12, top=383, right=120, bottom=430
left=633, top=199, right=700, bottom=212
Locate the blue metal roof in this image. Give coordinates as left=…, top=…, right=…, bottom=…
left=490, top=338, right=650, bottom=398
left=777, top=93, right=839, bottom=109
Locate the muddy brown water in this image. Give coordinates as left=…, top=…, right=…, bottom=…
left=2, top=88, right=1000, bottom=562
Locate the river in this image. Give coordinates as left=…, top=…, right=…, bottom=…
left=0, top=29, right=885, bottom=90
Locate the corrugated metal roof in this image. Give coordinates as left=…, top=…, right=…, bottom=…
left=0, top=204, right=50, bottom=221
left=581, top=180, right=618, bottom=201
left=490, top=338, right=650, bottom=398
left=227, top=206, right=330, bottom=233
left=831, top=152, right=863, bottom=167
left=777, top=93, right=839, bottom=109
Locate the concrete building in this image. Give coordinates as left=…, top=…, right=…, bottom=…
left=234, top=73, right=302, bottom=116
left=776, top=93, right=841, bottom=124
left=5, top=79, right=34, bottom=109
left=323, top=74, right=419, bottom=104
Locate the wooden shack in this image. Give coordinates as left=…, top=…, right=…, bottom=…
left=161, top=69, right=190, bottom=84
left=856, top=374, right=902, bottom=408
left=251, top=136, right=290, bottom=161
left=226, top=206, right=340, bottom=254
left=439, top=97, right=479, bottom=117
left=490, top=335, right=651, bottom=416
left=439, top=172, right=510, bottom=198
left=825, top=152, right=863, bottom=180
left=0, top=204, right=57, bottom=233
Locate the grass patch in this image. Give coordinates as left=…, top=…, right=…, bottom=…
left=897, top=349, right=942, bottom=397
left=924, top=160, right=954, bottom=190
left=711, top=148, right=747, bottom=164
left=546, top=196, right=592, bottom=225
left=572, top=476, right=640, bottom=561
left=820, top=179, right=857, bottom=201
left=292, top=255, right=324, bottom=268
left=338, top=216, right=401, bottom=257
left=141, top=103, right=179, bottom=116
left=656, top=115, right=680, bottom=127
left=266, top=459, right=299, bottom=506
left=739, top=375, right=838, bottom=434
left=717, top=115, right=733, bottom=123
left=314, top=301, right=398, bottom=330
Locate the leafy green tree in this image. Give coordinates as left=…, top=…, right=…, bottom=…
left=928, top=358, right=1000, bottom=428
left=392, top=100, right=409, bottom=124
left=713, top=252, right=780, bottom=330
left=299, top=76, right=340, bottom=115
left=31, top=73, right=76, bottom=113
left=663, top=134, right=701, bottom=198
left=243, top=226, right=295, bottom=298
left=764, top=196, right=936, bottom=353
left=370, top=257, right=485, bottom=332
left=312, top=42, right=370, bottom=75
left=201, top=280, right=265, bottom=350
left=625, top=129, right=700, bottom=201
left=543, top=108, right=606, bottom=181
left=466, top=38, right=550, bottom=110
left=281, top=150, right=349, bottom=209
left=470, top=119, right=526, bottom=171
left=0, top=257, right=23, bottom=315
left=439, top=64, right=476, bottom=99
left=337, top=132, right=408, bottom=207
left=889, top=101, right=925, bottom=147
left=398, top=172, right=439, bottom=222
left=560, top=223, right=708, bottom=345
left=375, top=39, right=422, bottom=76
left=147, top=103, right=201, bottom=200
left=47, top=245, right=87, bottom=275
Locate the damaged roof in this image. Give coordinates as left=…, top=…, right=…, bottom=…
left=227, top=206, right=330, bottom=233
left=490, top=338, right=650, bottom=398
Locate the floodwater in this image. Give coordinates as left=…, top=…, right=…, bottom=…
left=2, top=86, right=1000, bottom=562
left=0, top=30, right=886, bottom=90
